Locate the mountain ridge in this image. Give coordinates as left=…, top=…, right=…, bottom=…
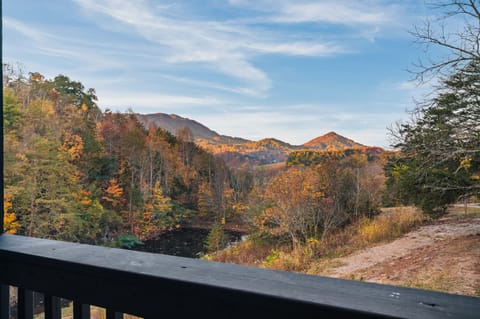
left=136, top=113, right=248, bottom=144
left=136, top=112, right=381, bottom=166
left=136, top=112, right=369, bottom=148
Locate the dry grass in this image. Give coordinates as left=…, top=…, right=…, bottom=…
left=261, top=248, right=310, bottom=272
left=208, top=206, right=426, bottom=274
left=356, top=207, right=424, bottom=245
left=204, top=238, right=276, bottom=267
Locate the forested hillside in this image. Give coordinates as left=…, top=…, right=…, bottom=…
left=3, top=67, right=389, bottom=251
left=3, top=69, right=246, bottom=245
left=4, top=61, right=476, bottom=263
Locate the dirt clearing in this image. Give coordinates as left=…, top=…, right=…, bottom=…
left=316, top=209, right=480, bottom=296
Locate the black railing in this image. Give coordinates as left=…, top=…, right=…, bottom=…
left=0, top=234, right=479, bottom=319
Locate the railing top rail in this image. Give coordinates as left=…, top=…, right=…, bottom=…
left=0, top=234, right=478, bottom=318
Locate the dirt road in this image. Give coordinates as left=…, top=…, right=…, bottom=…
left=320, top=212, right=480, bottom=296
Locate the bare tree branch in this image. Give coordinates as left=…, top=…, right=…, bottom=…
left=410, top=0, right=480, bottom=82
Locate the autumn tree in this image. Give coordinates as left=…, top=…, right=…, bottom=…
left=3, top=72, right=110, bottom=243
left=197, top=180, right=216, bottom=216
left=258, top=167, right=323, bottom=250
left=3, top=194, right=20, bottom=234
left=5, top=98, right=89, bottom=239
left=136, top=182, right=177, bottom=240
left=176, top=126, right=195, bottom=167
left=343, top=154, right=384, bottom=219
left=3, top=88, right=22, bottom=132
left=47, top=74, right=100, bottom=122
left=314, top=160, right=358, bottom=239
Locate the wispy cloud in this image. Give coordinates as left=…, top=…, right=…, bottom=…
left=3, top=17, right=47, bottom=40
left=156, top=74, right=265, bottom=97
left=7, top=0, right=411, bottom=98
left=73, top=0, right=352, bottom=95
left=228, top=0, right=404, bottom=24
left=4, top=17, right=123, bottom=72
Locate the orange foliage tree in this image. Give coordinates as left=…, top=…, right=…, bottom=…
left=258, top=167, right=324, bottom=250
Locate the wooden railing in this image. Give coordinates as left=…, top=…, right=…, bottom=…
left=0, top=234, right=479, bottom=319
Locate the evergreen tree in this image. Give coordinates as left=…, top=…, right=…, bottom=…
left=388, top=62, right=480, bottom=214
left=205, top=222, right=228, bottom=253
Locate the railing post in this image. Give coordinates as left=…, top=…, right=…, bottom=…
left=106, top=309, right=123, bottom=319
left=0, top=285, right=9, bottom=319
left=44, top=295, right=62, bottom=319
left=0, top=0, right=4, bottom=236
left=73, top=302, right=90, bottom=319
left=18, top=288, right=34, bottom=319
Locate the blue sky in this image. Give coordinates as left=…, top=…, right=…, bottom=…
left=4, top=0, right=440, bottom=147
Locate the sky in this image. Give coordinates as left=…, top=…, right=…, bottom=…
left=3, top=0, right=443, bottom=148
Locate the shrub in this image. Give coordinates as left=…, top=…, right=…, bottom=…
left=117, top=235, right=144, bottom=249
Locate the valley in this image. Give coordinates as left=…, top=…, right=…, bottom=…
left=3, top=69, right=478, bottom=301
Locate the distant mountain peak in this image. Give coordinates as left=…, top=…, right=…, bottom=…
left=135, top=112, right=248, bottom=144
left=323, top=131, right=340, bottom=137
left=136, top=113, right=220, bottom=140
left=303, top=132, right=365, bottom=150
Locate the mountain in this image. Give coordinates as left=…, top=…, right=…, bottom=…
left=303, top=132, right=365, bottom=150
left=136, top=112, right=380, bottom=167
left=136, top=113, right=219, bottom=140
left=136, top=113, right=248, bottom=145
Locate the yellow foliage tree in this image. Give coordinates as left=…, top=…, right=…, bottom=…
left=4, top=194, right=20, bottom=234
left=102, top=178, right=123, bottom=207
left=136, top=182, right=174, bottom=240
left=59, top=132, right=84, bottom=161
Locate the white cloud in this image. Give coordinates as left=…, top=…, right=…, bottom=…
left=3, top=17, right=47, bottom=40
left=228, top=0, right=402, bottom=26
left=246, top=41, right=347, bottom=56
left=3, top=16, right=123, bottom=71
left=73, top=0, right=349, bottom=96
left=274, top=2, right=391, bottom=25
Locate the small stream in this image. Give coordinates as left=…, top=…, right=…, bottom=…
left=137, top=227, right=244, bottom=258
